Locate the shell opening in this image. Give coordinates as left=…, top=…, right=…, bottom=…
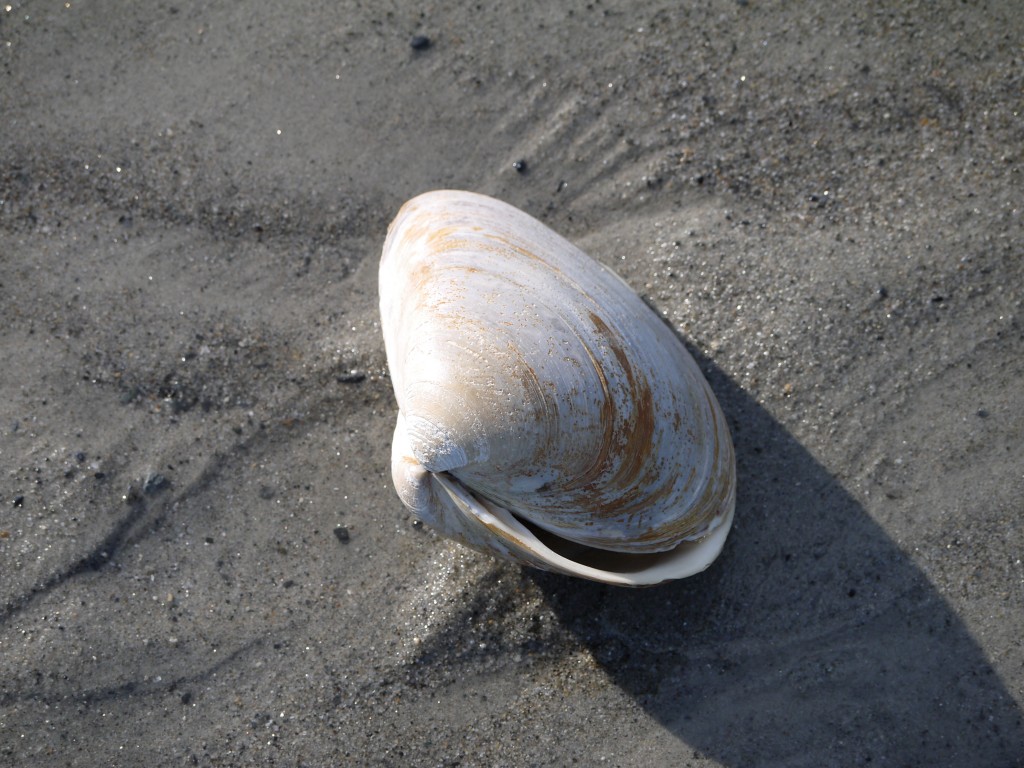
left=509, top=505, right=733, bottom=583
left=434, top=471, right=734, bottom=587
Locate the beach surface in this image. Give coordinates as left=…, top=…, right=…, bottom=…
left=2, top=1, right=1022, bottom=765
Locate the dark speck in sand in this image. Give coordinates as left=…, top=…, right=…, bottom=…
left=333, top=526, right=351, bottom=544
left=410, top=35, right=431, bottom=51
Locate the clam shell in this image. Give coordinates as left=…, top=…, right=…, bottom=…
left=379, top=190, right=735, bottom=586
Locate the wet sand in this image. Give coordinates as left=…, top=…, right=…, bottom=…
left=2, top=2, right=1022, bottom=765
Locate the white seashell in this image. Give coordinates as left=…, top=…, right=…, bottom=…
left=379, top=190, right=735, bottom=586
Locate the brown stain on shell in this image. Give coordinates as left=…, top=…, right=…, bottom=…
left=540, top=310, right=731, bottom=550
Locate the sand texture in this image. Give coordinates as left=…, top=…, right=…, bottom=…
left=2, top=1, right=1022, bottom=766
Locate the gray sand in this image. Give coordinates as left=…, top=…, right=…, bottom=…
left=2, top=1, right=1022, bottom=765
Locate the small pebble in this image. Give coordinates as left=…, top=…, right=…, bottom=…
left=334, top=526, right=351, bottom=544
left=410, top=35, right=431, bottom=50
left=13, top=495, right=24, bottom=508
left=512, top=159, right=528, bottom=174
left=144, top=473, right=170, bottom=495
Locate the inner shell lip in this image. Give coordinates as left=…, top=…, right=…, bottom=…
left=514, top=512, right=721, bottom=575
left=433, top=472, right=733, bottom=586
